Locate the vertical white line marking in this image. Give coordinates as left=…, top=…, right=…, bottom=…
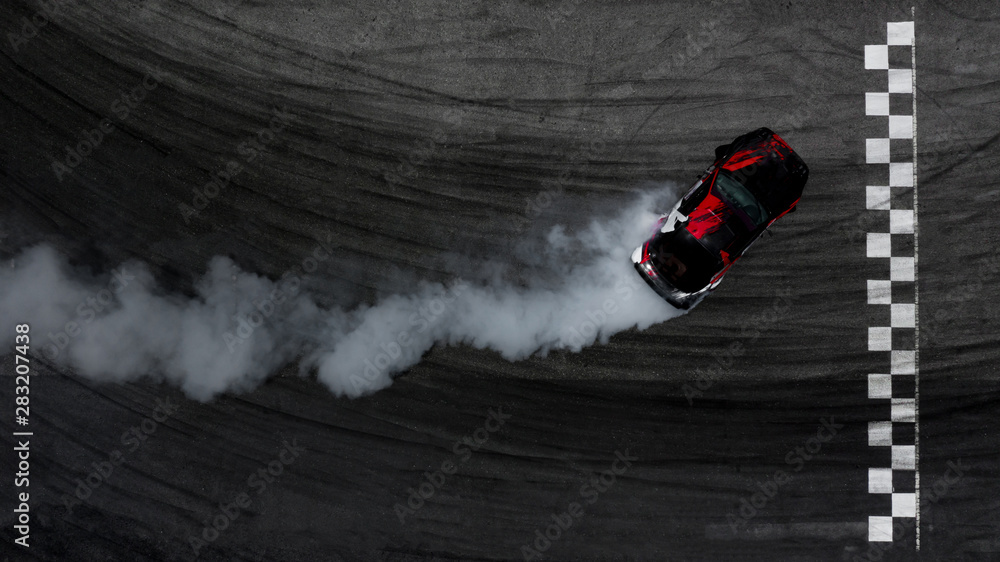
left=910, top=5, right=921, bottom=551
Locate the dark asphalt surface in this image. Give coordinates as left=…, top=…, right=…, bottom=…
left=2, top=0, right=1000, bottom=560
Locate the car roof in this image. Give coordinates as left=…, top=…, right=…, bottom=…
left=721, top=128, right=808, bottom=215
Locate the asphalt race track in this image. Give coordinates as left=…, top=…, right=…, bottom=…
left=2, top=0, right=999, bottom=560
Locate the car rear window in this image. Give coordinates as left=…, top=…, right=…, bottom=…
left=648, top=229, right=721, bottom=293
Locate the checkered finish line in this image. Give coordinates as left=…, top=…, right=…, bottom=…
left=864, top=20, right=919, bottom=546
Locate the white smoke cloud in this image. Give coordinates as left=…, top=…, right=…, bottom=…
left=0, top=187, right=685, bottom=401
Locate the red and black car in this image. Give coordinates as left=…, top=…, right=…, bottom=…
left=631, top=128, right=808, bottom=309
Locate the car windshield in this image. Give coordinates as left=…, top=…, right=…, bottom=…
left=714, top=171, right=770, bottom=227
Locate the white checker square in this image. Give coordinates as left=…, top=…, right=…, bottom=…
left=893, top=492, right=917, bottom=517
left=888, top=69, right=912, bottom=93
left=869, top=327, right=892, bottom=351
left=892, top=398, right=916, bottom=422
left=889, top=115, right=913, bottom=139
left=869, top=467, right=893, bottom=493
left=867, top=185, right=891, bottom=210
left=868, top=373, right=892, bottom=399
left=868, top=280, right=891, bottom=304
left=866, top=92, right=890, bottom=116
left=866, top=138, right=891, bottom=164
left=892, top=445, right=916, bottom=470
left=889, top=162, right=914, bottom=186
left=869, top=420, right=892, bottom=446
left=869, top=516, right=894, bottom=542
left=887, top=22, right=915, bottom=46
left=889, top=209, right=914, bottom=233
left=865, top=45, right=889, bottom=69
left=891, top=303, right=916, bottom=328
left=891, top=350, right=916, bottom=375
left=891, top=257, right=915, bottom=281
left=867, top=233, right=891, bottom=258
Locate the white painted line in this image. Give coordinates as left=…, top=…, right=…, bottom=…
left=866, top=92, right=890, bottom=115
left=888, top=21, right=915, bottom=45
left=869, top=468, right=894, bottom=493
left=889, top=162, right=914, bottom=186
left=910, top=10, right=921, bottom=547
left=889, top=115, right=914, bottom=138
left=892, top=445, right=916, bottom=470
left=868, top=327, right=893, bottom=351
left=867, top=233, right=892, bottom=258
left=866, top=185, right=891, bottom=210
left=891, top=350, right=916, bottom=375
left=868, top=279, right=892, bottom=304
left=869, top=421, right=893, bottom=446
left=868, top=373, right=892, bottom=399
left=891, top=303, right=916, bottom=328
left=890, top=256, right=915, bottom=281
left=865, top=45, right=889, bottom=69
left=869, top=516, right=894, bottom=542
left=888, top=69, right=912, bottom=93
left=889, top=209, right=915, bottom=233
left=892, top=492, right=917, bottom=517
left=891, top=398, right=916, bottom=422
left=866, top=138, right=891, bottom=163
